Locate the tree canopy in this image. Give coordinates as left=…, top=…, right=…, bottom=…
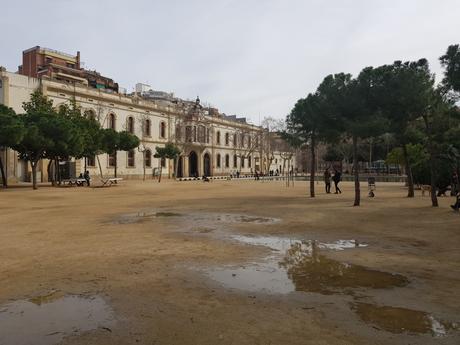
left=286, top=44, right=460, bottom=208
left=0, top=105, right=25, bottom=187
left=3, top=90, right=140, bottom=188
left=440, top=44, right=460, bottom=92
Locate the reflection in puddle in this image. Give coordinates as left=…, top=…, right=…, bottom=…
left=155, top=212, right=183, bottom=218
left=28, top=290, right=65, bottom=305
left=207, top=237, right=408, bottom=295
left=218, top=215, right=278, bottom=224
left=280, top=242, right=408, bottom=294
left=115, top=211, right=183, bottom=224
left=114, top=211, right=280, bottom=226
left=209, top=262, right=295, bottom=294
left=192, top=226, right=215, bottom=234
left=0, top=294, right=115, bottom=345
left=230, top=235, right=367, bottom=252
left=352, top=302, right=455, bottom=336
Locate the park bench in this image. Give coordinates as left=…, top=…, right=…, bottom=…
left=61, top=178, right=87, bottom=186
left=100, top=177, right=123, bottom=187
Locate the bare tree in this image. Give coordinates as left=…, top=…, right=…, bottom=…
left=261, top=117, right=286, bottom=174
left=230, top=127, right=263, bottom=174
left=92, top=100, right=114, bottom=179
left=280, top=151, right=295, bottom=187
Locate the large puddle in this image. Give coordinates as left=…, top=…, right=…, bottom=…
left=206, top=236, right=408, bottom=295
left=352, top=302, right=456, bottom=336
left=0, top=292, right=115, bottom=345
left=113, top=211, right=280, bottom=226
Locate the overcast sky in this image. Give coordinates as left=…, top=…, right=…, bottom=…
left=1, top=0, right=459, bottom=123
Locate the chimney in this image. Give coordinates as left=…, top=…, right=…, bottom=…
left=76, top=51, right=81, bottom=69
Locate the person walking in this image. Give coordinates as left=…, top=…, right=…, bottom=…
left=451, top=170, right=459, bottom=196
left=333, top=169, right=342, bottom=194
left=324, top=168, right=331, bottom=193
left=451, top=191, right=459, bottom=212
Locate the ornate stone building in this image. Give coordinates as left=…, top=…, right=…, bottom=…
left=0, top=47, right=296, bottom=183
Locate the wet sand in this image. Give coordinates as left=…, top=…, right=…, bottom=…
left=0, top=180, right=459, bottom=344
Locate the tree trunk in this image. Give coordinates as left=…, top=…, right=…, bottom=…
left=174, top=156, right=179, bottom=179
left=168, top=159, right=171, bottom=179
left=352, top=135, right=360, bottom=206
left=0, top=156, right=7, bottom=188
left=96, top=155, right=104, bottom=178
left=57, top=159, right=62, bottom=185
left=402, top=144, right=414, bottom=197
left=422, top=115, right=438, bottom=207
left=114, top=152, right=118, bottom=178
left=143, top=151, right=146, bottom=181
left=310, top=137, right=316, bottom=197
left=31, top=161, right=38, bottom=190
left=47, top=159, right=56, bottom=186
left=158, top=165, right=162, bottom=183
left=429, top=152, right=439, bottom=207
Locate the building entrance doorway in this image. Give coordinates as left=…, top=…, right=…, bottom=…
left=189, top=151, right=198, bottom=177
left=176, top=157, right=183, bottom=178
left=203, top=153, right=211, bottom=176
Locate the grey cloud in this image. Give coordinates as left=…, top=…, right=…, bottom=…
left=1, top=0, right=459, bottom=123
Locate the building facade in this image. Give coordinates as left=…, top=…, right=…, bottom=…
left=1, top=47, right=296, bottom=184
left=18, top=46, right=118, bottom=92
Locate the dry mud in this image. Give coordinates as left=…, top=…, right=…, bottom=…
left=0, top=180, right=459, bottom=345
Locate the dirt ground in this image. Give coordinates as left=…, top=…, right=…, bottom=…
left=0, top=179, right=459, bottom=345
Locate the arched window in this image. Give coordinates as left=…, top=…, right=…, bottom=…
left=145, top=119, right=151, bottom=137
left=225, top=133, right=229, bottom=145
left=160, top=121, right=166, bottom=138
left=161, top=157, right=166, bottom=168
left=176, top=125, right=182, bottom=141
left=109, top=113, right=116, bottom=130
left=127, top=117, right=134, bottom=134
left=217, top=131, right=221, bottom=145
left=233, top=133, right=237, bottom=147
left=233, top=155, right=237, bottom=168
left=241, top=157, right=245, bottom=168
left=145, top=149, right=152, bottom=167
left=198, top=125, right=206, bottom=143
left=240, top=133, right=245, bottom=147
left=185, top=126, right=192, bottom=142
left=216, top=154, right=221, bottom=168
left=206, top=128, right=210, bottom=143
left=248, top=155, right=252, bottom=168
left=127, top=150, right=135, bottom=167
left=248, top=136, right=251, bottom=148
left=225, top=154, right=229, bottom=168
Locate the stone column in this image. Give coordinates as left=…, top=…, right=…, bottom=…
left=184, top=154, right=189, bottom=178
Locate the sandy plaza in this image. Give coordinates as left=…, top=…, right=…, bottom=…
left=0, top=180, right=459, bottom=344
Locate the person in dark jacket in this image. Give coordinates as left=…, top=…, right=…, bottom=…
left=324, top=169, right=331, bottom=193
left=332, top=169, right=342, bottom=194
left=83, top=170, right=91, bottom=187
